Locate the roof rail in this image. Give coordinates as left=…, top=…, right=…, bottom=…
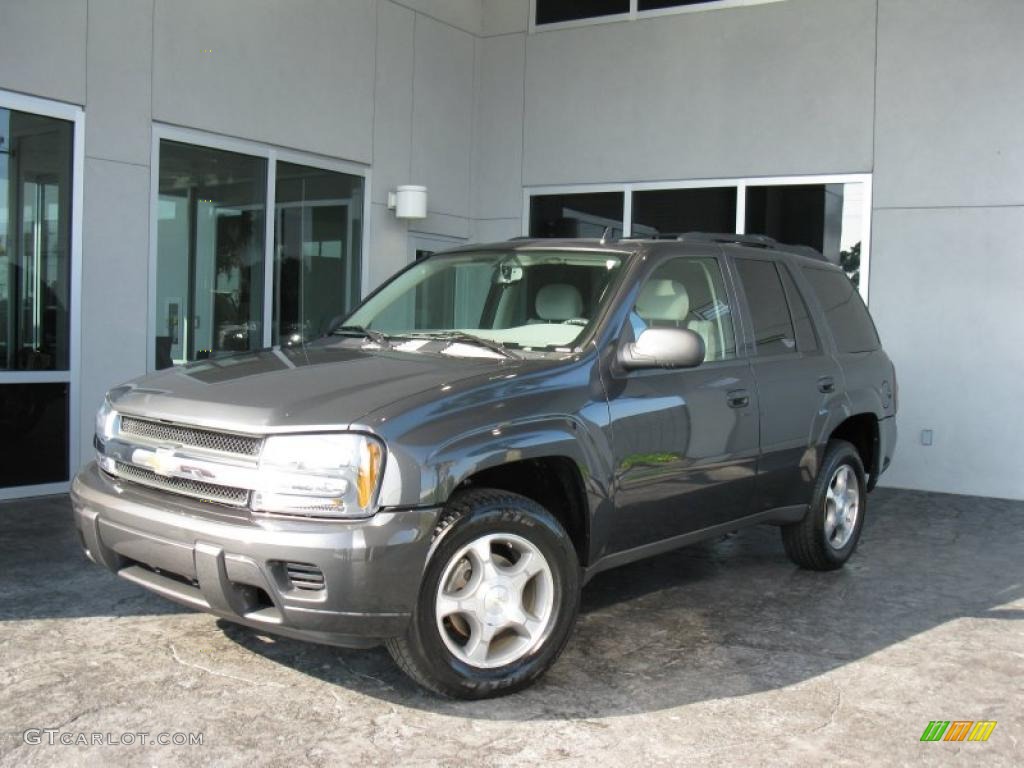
left=675, top=232, right=778, bottom=248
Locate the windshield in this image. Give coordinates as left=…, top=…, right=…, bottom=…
left=343, top=250, right=626, bottom=351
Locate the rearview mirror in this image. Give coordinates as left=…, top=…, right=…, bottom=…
left=619, top=328, right=705, bottom=370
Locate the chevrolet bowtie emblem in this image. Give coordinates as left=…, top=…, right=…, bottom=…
left=132, top=446, right=178, bottom=477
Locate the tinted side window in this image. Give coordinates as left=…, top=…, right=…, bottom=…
left=735, top=259, right=797, bottom=356
left=801, top=267, right=880, bottom=353
left=779, top=265, right=818, bottom=353
left=632, top=257, right=737, bottom=361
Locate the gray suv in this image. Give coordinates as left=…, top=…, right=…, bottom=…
left=73, top=233, right=897, bottom=698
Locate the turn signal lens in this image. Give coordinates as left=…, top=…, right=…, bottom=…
left=357, top=440, right=382, bottom=509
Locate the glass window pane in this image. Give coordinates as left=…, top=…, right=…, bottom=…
left=745, top=182, right=866, bottom=287
left=632, top=257, right=736, bottom=361
left=779, top=264, right=818, bottom=353
left=0, top=109, right=73, bottom=371
left=537, top=0, right=630, bottom=25
left=274, top=162, right=364, bottom=347
left=735, top=259, right=797, bottom=356
left=801, top=266, right=879, bottom=354
left=631, top=187, right=737, bottom=238
left=155, top=140, right=267, bottom=367
left=529, top=192, right=625, bottom=238
left=0, top=383, right=68, bottom=487
left=639, top=0, right=720, bottom=10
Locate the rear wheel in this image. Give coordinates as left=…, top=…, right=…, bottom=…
left=386, top=488, right=580, bottom=698
left=781, top=440, right=866, bottom=571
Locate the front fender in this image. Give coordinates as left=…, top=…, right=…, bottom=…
left=423, top=415, right=611, bottom=508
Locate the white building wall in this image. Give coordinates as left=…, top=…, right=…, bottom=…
left=2, top=0, right=1022, bottom=500
left=869, top=0, right=1024, bottom=499
left=474, top=0, right=1024, bottom=500
left=1, top=0, right=483, bottom=477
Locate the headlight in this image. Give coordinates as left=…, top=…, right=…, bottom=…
left=252, top=433, right=384, bottom=518
left=94, top=398, right=120, bottom=474
left=95, top=398, right=119, bottom=443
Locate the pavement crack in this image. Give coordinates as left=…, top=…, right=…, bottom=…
left=168, top=643, right=286, bottom=688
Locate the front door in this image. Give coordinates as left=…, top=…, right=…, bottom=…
left=604, top=253, right=759, bottom=554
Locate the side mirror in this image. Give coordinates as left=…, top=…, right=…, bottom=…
left=619, top=328, right=705, bottom=370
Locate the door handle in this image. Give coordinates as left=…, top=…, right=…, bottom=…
left=818, top=376, right=836, bottom=393
left=727, top=389, right=750, bottom=408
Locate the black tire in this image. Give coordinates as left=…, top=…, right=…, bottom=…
left=781, top=439, right=866, bottom=571
left=385, top=488, right=581, bottom=699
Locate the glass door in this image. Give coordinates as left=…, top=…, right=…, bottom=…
left=0, top=103, right=76, bottom=493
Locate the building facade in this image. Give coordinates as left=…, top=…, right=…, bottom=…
left=0, top=0, right=1021, bottom=501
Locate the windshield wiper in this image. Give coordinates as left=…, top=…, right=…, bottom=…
left=332, top=325, right=392, bottom=347
left=410, top=331, right=521, bottom=360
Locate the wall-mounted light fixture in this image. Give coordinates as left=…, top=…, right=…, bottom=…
left=387, top=185, right=428, bottom=219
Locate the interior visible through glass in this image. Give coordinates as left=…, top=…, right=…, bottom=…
left=344, top=250, right=626, bottom=351
left=154, top=140, right=267, bottom=368
left=0, top=108, right=73, bottom=372
left=274, top=161, right=363, bottom=347
left=529, top=192, right=625, bottom=239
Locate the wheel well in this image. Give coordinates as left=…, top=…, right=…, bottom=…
left=830, top=414, right=879, bottom=488
left=454, top=457, right=590, bottom=566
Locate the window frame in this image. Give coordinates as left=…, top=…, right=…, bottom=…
left=530, top=0, right=788, bottom=33
left=523, top=173, right=873, bottom=303
left=147, top=124, right=372, bottom=372
left=0, top=88, right=84, bottom=501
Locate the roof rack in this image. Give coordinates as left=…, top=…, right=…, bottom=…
left=675, top=232, right=778, bottom=248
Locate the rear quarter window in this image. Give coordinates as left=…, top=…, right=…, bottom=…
left=801, top=266, right=879, bottom=353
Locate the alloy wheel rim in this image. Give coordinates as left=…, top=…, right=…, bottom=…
left=435, top=533, right=555, bottom=669
left=824, top=464, right=859, bottom=550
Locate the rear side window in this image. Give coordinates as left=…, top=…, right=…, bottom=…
left=801, top=266, right=880, bottom=353
left=779, top=266, right=818, bottom=353
left=735, top=259, right=797, bottom=356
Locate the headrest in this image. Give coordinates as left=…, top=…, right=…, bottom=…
left=636, top=279, right=689, bottom=321
left=536, top=284, right=584, bottom=322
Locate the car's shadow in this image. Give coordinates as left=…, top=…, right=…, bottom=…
left=3, top=489, right=1020, bottom=720
left=216, top=487, right=1024, bottom=719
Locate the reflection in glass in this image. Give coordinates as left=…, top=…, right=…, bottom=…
left=529, top=192, right=625, bottom=239
left=0, top=109, right=73, bottom=371
left=0, top=383, right=69, bottom=488
left=745, top=182, right=864, bottom=286
left=638, top=0, right=720, bottom=10
left=274, top=162, right=363, bottom=346
left=536, top=0, right=629, bottom=25
left=154, top=140, right=266, bottom=368
left=631, top=187, right=737, bottom=237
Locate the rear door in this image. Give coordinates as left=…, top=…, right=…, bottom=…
left=730, top=253, right=841, bottom=511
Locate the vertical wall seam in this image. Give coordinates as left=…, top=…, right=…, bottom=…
left=409, top=11, right=417, bottom=185
left=869, top=0, right=880, bottom=302
left=519, top=31, right=527, bottom=211
left=370, top=0, right=379, bottom=167
left=468, top=35, right=480, bottom=228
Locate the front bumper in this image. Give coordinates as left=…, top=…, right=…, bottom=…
left=71, top=462, right=440, bottom=648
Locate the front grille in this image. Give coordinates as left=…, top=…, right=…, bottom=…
left=114, top=461, right=250, bottom=508
left=119, top=416, right=262, bottom=457
left=282, top=562, right=326, bottom=592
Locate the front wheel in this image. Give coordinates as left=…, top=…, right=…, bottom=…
left=386, top=488, right=580, bottom=698
left=781, top=439, right=866, bottom=571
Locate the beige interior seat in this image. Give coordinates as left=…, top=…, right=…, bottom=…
left=636, top=279, right=689, bottom=325
left=636, top=278, right=717, bottom=360
left=535, top=283, right=584, bottom=322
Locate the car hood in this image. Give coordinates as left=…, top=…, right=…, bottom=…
left=108, top=342, right=517, bottom=433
